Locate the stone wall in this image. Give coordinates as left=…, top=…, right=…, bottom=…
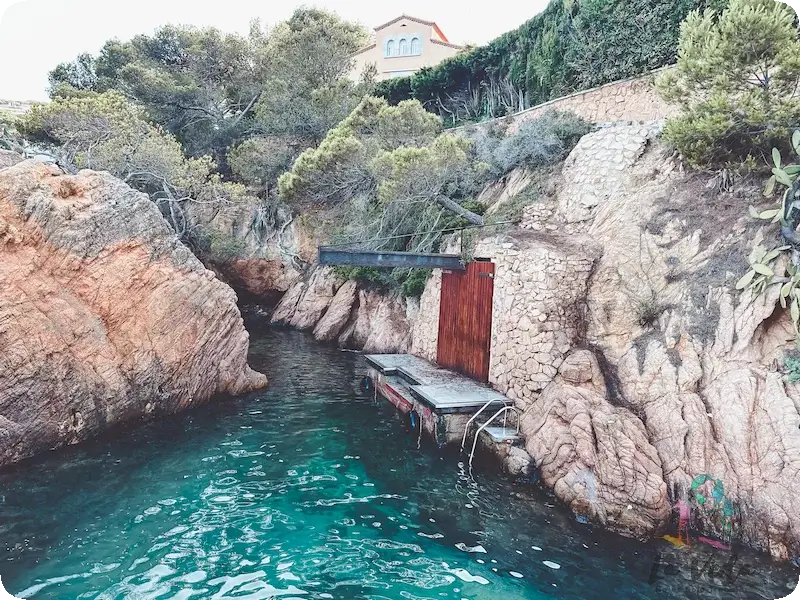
left=457, top=67, right=676, bottom=135
left=472, top=235, right=598, bottom=407
left=521, top=122, right=661, bottom=235
left=410, top=269, right=441, bottom=362
left=0, top=99, right=35, bottom=116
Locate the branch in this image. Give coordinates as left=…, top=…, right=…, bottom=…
left=434, top=195, right=484, bottom=226
left=230, top=92, right=262, bottom=128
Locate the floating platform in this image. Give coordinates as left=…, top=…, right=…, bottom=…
left=364, top=354, right=511, bottom=447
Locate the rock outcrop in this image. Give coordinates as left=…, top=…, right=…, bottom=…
left=0, top=149, right=23, bottom=170
left=333, top=122, right=798, bottom=556
left=210, top=120, right=800, bottom=559
left=520, top=350, right=670, bottom=538
left=506, top=123, right=800, bottom=558
left=215, top=258, right=300, bottom=303
left=183, top=194, right=305, bottom=304
left=270, top=267, right=412, bottom=353
left=0, top=159, right=266, bottom=467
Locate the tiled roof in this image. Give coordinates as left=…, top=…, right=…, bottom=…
left=374, top=15, right=451, bottom=43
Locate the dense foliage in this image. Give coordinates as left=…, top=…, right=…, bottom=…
left=25, top=7, right=381, bottom=268
left=278, top=97, right=485, bottom=244
left=21, top=91, right=250, bottom=239
left=657, top=0, right=800, bottom=166
left=463, top=111, right=589, bottom=179
left=20, top=7, right=593, bottom=297
left=373, top=0, right=723, bottom=126
left=48, top=9, right=370, bottom=165
left=280, top=97, right=586, bottom=292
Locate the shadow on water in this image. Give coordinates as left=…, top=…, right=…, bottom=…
left=0, top=324, right=797, bottom=599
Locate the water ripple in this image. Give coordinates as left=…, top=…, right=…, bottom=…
left=1, top=329, right=797, bottom=600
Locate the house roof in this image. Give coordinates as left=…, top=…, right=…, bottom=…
left=352, top=43, right=377, bottom=56
left=429, top=38, right=464, bottom=50
left=374, top=14, right=451, bottom=43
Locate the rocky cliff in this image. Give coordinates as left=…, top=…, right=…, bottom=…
left=194, top=122, right=800, bottom=560
left=184, top=195, right=305, bottom=304
left=269, top=267, right=414, bottom=353
left=0, top=159, right=267, bottom=467
left=475, top=123, right=800, bottom=559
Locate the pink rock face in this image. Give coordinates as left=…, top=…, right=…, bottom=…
left=674, top=498, right=691, bottom=522
left=520, top=350, right=671, bottom=538
left=271, top=267, right=412, bottom=353
left=0, top=160, right=267, bottom=467
left=217, top=258, right=301, bottom=299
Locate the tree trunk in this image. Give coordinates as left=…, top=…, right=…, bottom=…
left=435, top=195, right=484, bottom=226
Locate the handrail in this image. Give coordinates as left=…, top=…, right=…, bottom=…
left=460, top=398, right=510, bottom=453
left=468, top=406, right=522, bottom=472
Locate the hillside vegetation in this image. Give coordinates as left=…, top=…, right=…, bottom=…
left=375, top=0, right=728, bottom=126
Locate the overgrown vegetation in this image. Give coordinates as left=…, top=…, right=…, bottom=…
left=463, top=111, right=589, bottom=179
left=194, top=230, right=249, bottom=261
left=2, top=8, right=376, bottom=262
left=3, top=7, right=593, bottom=298
left=657, top=0, right=800, bottom=166
left=332, top=266, right=432, bottom=297
left=279, top=98, right=584, bottom=294
left=373, top=0, right=723, bottom=127
left=285, top=102, right=579, bottom=239
left=20, top=91, right=250, bottom=238
left=738, top=133, right=800, bottom=338
left=47, top=10, right=372, bottom=164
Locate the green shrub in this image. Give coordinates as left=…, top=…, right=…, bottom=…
left=784, top=353, right=800, bottom=383
left=466, top=110, right=589, bottom=178
left=193, top=230, right=247, bottom=261
left=332, top=265, right=432, bottom=297
left=332, top=265, right=395, bottom=289
left=374, top=77, right=413, bottom=105
left=737, top=134, right=800, bottom=340
left=657, top=0, right=800, bottom=166
left=492, top=110, right=589, bottom=174
left=400, top=268, right=431, bottom=298
left=566, top=0, right=701, bottom=90
left=372, top=0, right=717, bottom=127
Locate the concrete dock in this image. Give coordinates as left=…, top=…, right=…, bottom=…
left=364, top=354, right=508, bottom=414
left=364, top=354, right=514, bottom=447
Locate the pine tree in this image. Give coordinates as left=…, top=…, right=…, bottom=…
left=657, top=0, right=800, bottom=166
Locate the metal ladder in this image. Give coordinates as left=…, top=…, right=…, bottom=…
left=467, top=405, right=522, bottom=472
left=461, top=397, right=511, bottom=453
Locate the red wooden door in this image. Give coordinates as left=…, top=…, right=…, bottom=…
left=437, top=261, right=495, bottom=382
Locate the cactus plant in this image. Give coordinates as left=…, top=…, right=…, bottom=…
left=741, top=131, right=800, bottom=335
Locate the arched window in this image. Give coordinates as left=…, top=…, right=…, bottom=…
left=399, top=38, right=409, bottom=56
left=411, top=37, right=421, bottom=55
left=385, top=39, right=395, bottom=57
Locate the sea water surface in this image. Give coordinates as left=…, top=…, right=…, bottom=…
left=1, top=322, right=797, bottom=600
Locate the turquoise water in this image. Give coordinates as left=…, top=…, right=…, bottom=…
left=1, top=322, right=797, bottom=600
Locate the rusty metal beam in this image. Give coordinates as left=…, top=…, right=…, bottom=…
left=318, top=247, right=465, bottom=270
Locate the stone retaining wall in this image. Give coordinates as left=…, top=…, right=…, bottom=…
left=521, top=122, right=661, bottom=234
left=458, top=67, right=677, bottom=135
left=0, top=99, right=35, bottom=116
left=473, top=235, right=598, bottom=408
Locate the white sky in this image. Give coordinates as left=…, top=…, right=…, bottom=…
left=0, top=0, right=550, bottom=101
